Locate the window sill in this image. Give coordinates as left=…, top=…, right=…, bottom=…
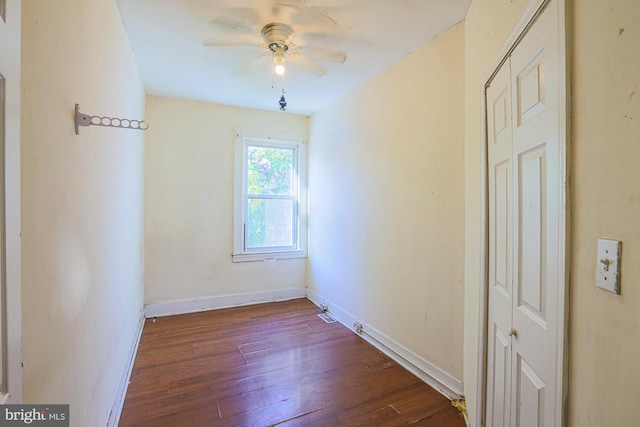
left=232, top=249, right=307, bottom=263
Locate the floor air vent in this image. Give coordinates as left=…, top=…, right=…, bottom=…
left=317, top=312, right=337, bottom=323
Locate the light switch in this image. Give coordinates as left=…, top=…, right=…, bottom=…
left=596, top=239, right=621, bottom=295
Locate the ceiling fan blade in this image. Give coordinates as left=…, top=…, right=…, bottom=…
left=287, top=5, right=344, bottom=28
left=271, top=3, right=300, bottom=20
left=203, top=41, right=259, bottom=49
left=209, top=19, right=255, bottom=36
left=297, top=47, right=347, bottom=64
left=233, top=53, right=270, bottom=76
left=300, top=31, right=345, bottom=45
left=210, top=7, right=262, bottom=31
left=288, top=55, right=326, bottom=76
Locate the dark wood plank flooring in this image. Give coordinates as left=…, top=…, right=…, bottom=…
left=119, top=298, right=465, bottom=426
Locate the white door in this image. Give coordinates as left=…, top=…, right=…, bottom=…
left=486, top=0, right=565, bottom=425
left=0, top=0, right=22, bottom=403
left=486, top=54, right=515, bottom=427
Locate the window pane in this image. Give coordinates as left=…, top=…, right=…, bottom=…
left=246, top=198, right=293, bottom=249
left=247, top=145, right=293, bottom=196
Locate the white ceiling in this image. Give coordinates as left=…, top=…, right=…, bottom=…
left=116, top=0, right=471, bottom=116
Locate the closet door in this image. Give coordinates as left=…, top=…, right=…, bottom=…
left=510, top=2, right=561, bottom=425
left=486, top=58, right=514, bottom=427
left=486, top=1, right=562, bottom=425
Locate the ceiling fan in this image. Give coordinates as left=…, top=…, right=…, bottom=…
left=261, top=22, right=346, bottom=77
left=203, top=4, right=348, bottom=111
left=203, top=5, right=348, bottom=78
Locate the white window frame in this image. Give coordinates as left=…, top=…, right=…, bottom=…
left=233, top=128, right=307, bottom=262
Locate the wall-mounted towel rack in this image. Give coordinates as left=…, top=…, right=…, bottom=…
left=74, top=104, right=149, bottom=135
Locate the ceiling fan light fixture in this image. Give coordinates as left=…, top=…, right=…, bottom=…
left=274, top=63, right=286, bottom=76
left=269, top=43, right=288, bottom=76
left=270, top=43, right=287, bottom=77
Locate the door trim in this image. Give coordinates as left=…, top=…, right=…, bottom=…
left=0, top=0, right=22, bottom=404
left=476, top=0, right=570, bottom=425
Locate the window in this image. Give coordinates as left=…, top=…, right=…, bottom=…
left=233, top=129, right=307, bottom=262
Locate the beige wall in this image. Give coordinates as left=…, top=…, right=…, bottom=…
left=570, top=1, right=639, bottom=425
left=21, top=1, right=145, bottom=426
left=308, top=23, right=465, bottom=381
left=463, top=0, right=640, bottom=426
left=144, top=96, right=309, bottom=304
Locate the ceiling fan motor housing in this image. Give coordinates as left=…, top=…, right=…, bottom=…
left=262, top=23, right=294, bottom=52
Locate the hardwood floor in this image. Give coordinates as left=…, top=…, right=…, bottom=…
left=119, top=298, right=465, bottom=426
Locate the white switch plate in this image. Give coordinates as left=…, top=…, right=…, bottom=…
left=596, top=239, right=621, bottom=295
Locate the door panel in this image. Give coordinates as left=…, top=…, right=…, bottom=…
left=495, top=161, right=510, bottom=292
left=486, top=55, right=513, bottom=427
left=486, top=0, right=562, bottom=425
left=516, top=51, right=546, bottom=126
left=518, top=146, right=547, bottom=323
left=511, top=2, right=559, bottom=425
left=516, top=356, right=546, bottom=427
left=489, top=325, right=511, bottom=427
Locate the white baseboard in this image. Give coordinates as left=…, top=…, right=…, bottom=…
left=306, top=289, right=464, bottom=400
left=144, top=287, right=307, bottom=318
left=107, top=310, right=145, bottom=427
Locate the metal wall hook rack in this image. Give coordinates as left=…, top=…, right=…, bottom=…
left=74, top=104, right=149, bottom=135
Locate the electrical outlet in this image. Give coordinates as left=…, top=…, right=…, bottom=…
left=596, top=239, right=621, bottom=295
left=353, top=322, right=364, bottom=334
